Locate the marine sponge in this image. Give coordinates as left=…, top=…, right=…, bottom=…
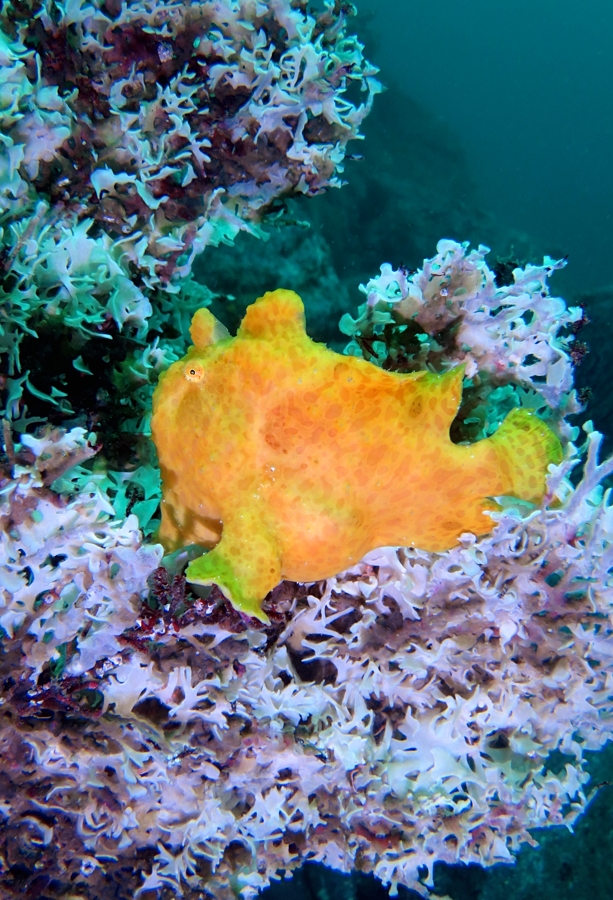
left=151, top=289, right=562, bottom=619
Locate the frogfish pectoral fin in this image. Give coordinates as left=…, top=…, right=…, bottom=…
left=184, top=511, right=281, bottom=623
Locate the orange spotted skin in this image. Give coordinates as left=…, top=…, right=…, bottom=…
left=151, top=289, right=562, bottom=621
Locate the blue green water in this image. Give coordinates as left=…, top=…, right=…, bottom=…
left=356, top=0, right=613, bottom=299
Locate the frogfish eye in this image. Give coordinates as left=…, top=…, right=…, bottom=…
left=184, top=361, right=204, bottom=383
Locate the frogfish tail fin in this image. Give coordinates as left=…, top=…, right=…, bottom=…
left=489, top=408, right=563, bottom=504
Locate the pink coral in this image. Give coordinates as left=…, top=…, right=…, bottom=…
left=342, top=240, right=584, bottom=420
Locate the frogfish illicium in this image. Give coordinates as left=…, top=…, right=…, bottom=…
left=151, top=289, right=562, bottom=621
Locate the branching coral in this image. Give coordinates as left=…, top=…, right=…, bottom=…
left=1, top=241, right=612, bottom=900
left=0, top=0, right=379, bottom=373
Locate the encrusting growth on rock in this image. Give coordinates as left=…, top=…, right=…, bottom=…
left=151, top=290, right=562, bottom=620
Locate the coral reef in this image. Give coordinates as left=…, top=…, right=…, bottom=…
left=303, top=86, right=549, bottom=316
left=193, top=220, right=352, bottom=347
left=1, top=236, right=612, bottom=899
left=0, top=426, right=162, bottom=676
left=196, top=86, right=547, bottom=355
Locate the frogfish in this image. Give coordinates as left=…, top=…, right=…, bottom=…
left=151, top=289, right=562, bottom=621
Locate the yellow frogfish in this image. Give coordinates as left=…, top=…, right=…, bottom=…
left=151, top=289, right=562, bottom=621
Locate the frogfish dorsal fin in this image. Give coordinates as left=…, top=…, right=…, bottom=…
left=190, top=308, right=230, bottom=349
